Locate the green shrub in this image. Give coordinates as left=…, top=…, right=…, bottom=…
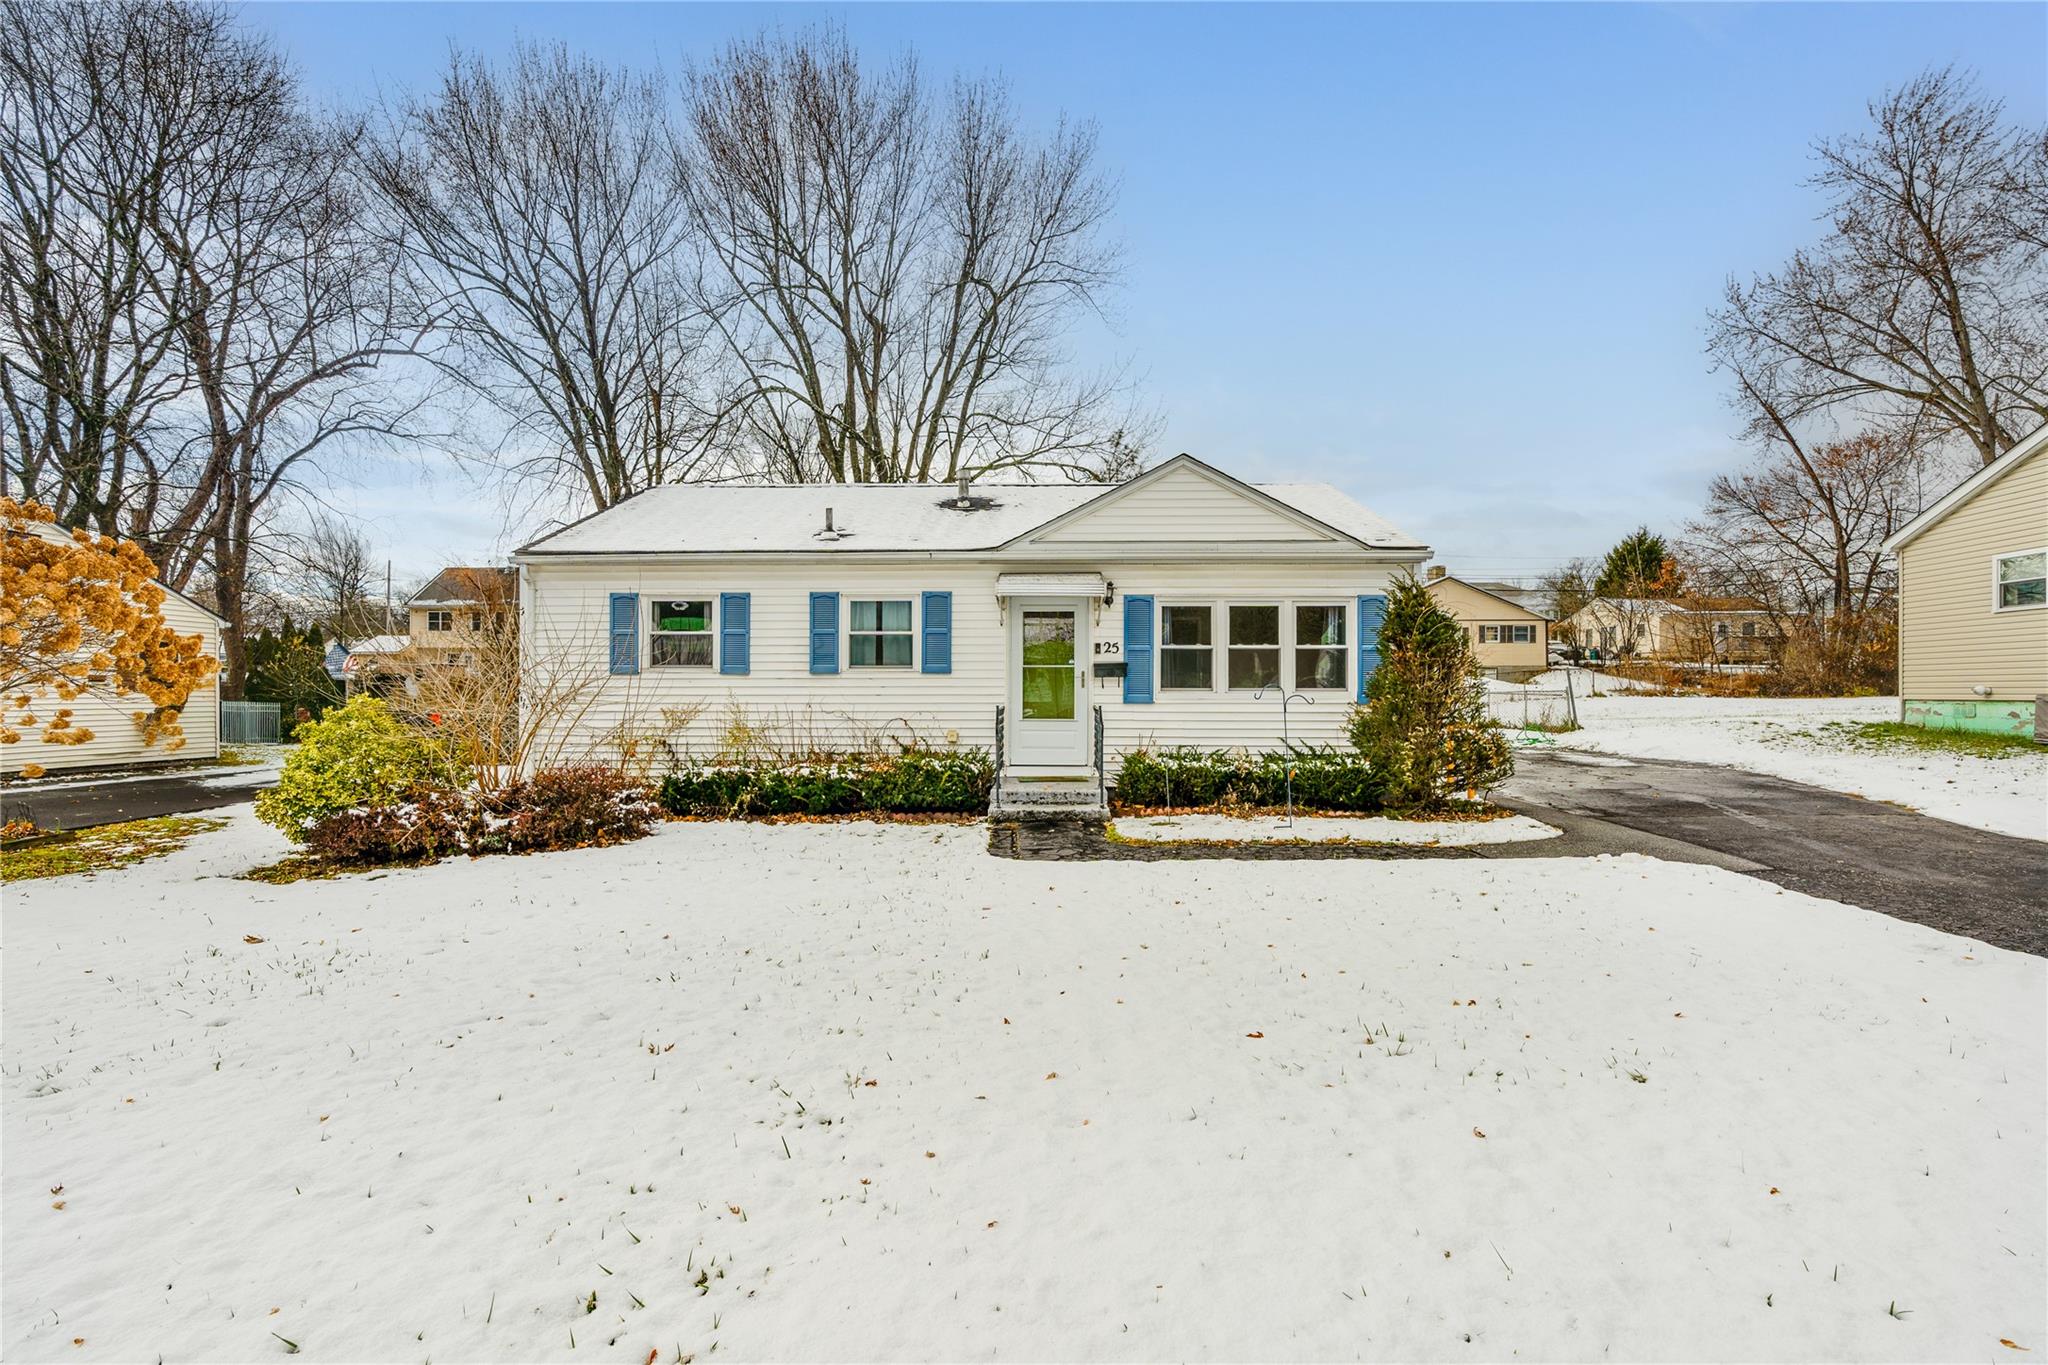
left=1112, top=744, right=1385, bottom=812
left=657, top=749, right=994, bottom=818
left=255, top=696, right=453, bottom=842
left=1346, top=576, right=1512, bottom=809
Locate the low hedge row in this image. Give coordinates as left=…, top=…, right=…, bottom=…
left=303, top=766, right=658, bottom=865
left=1111, top=744, right=1387, bottom=812
left=657, top=749, right=996, bottom=818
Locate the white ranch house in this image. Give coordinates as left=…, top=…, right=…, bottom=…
left=514, top=456, right=1426, bottom=801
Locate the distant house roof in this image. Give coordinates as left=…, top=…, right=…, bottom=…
left=341, top=634, right=409, bottom=672
left=410, top=566, right=515, bottom=606
left=1881, top=423, right=2046, bottom=554
left=1427, top=575, right=1550, bottom=619
left=516, top=456, right=1424, bottom=556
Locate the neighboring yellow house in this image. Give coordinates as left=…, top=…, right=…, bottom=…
left=1424, top=570, right=1549, bottom=680
left=343, top=566, right=515, bottom=696
left=407, top=566, right=516, bottom=669
left=1882, top=424, right=2047, bottom=738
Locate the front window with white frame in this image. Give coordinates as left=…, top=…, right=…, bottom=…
left=1995, top=550, right=2046, bottom=609
left=1294, top=604, right=1347, bottom=690
left=1155, top=601, right=1350, bottom=693
left=849, top=599, right=913, bottom=667
left=1159, top=605, right=1214, bottom=690
left=1227, top=604, right=1281, bottom=689
left=650, top=599, right=713, bottom=667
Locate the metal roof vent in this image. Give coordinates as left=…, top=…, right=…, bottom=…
left=942, top=472, right=997, bottom=512
left=815, top=506, right=847, bottom=541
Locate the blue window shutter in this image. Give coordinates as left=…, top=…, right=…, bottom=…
left=809, top=592, right=839, bottom=674
left=1356, top=594, right=1387, bottom=700
left=719, top=592, right=750, bottom=675
left=921, top=591, right=952, bottom=674
left=1123, top=594, right=1154, bottom=703
left=608, top=592, right=639, bottom=675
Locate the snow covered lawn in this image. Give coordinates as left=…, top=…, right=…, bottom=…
left=1111, top=812, right=1559, bottom=845
left=5, top=812, right=2043, bottom=1362
left=1554, top=694, right=2048, bottom=840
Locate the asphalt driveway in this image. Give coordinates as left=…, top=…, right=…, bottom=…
left=2, top=765, right=276, bottom=832
left=1500, top=749, right=2048, bottom=956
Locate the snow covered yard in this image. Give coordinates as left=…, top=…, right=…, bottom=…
left=5, top=812, right=2043, bottom=1363
left=1553, top=693, right=2048, bottom=840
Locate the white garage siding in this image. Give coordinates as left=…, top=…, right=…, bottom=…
left=1, top=592, right=223, bottom=777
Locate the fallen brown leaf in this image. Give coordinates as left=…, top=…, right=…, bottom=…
left=243, top=934, right=264, bottom=944
left=1999, top=1339, right=2028, bottom=1351
left=1472, top=1127, right=1486, bottom=1139
left=1245, top=1031, right=1264, bottom=1039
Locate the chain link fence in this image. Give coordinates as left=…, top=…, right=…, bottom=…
left=1484, top=674, right=1578, bottom=732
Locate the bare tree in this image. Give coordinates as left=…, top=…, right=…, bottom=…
left=364, top=42, right=725, bottom=516
left=1536, top=557, right=1596, bottom=642
left=682, top=27, right=1149, bottom=485
left=281, top=512, right=384, bottom=641
left=2, top=1, right=419, bottom=697
left=0, top=0, right=205, bottom=530
left=1710, top=67, right=2047, bottom=466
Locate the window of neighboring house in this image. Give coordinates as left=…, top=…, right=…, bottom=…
left=1714, top=622, right=1729, bottom=641
left=650, top=599, right=713, bottom=667
left=1227, top=604, right=1281, bottom=689
left=1600, top=626, right=1618, bottom=649
left=1160, top=604, right=1214, bottom=690
left=1509, top=624, right=1535, bottom=644
left=469, top=612, right=483, bottom=631
left=426, top=610, right=452, bottom=632
left=1294, top=604, right=1347, bottom=690
left=1995, top=550, right=2047, bottom=608
left=1480, top=625, right=1502, bottom=643
left=1741, top=621, right=1757, bottom=638
left=849, top=599, right=913, bottom=667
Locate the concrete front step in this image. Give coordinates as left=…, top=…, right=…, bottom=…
left=989, top=773, right=1106, bottom=819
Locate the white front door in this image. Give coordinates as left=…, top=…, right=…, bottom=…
left=1008, top=598, right=1089, bottom=767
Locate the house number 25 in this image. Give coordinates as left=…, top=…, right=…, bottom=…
left=1094, top=641, right=1121, bottom=656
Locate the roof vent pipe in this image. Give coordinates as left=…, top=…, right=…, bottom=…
left=956, top=473, right=971, bottom=506
left=824, top=507, right=834, bottom=533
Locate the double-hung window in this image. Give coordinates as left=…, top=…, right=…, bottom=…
left=849, top=599, right=913, bottom=667
left=1159, top=605, right=1214, bottom=689
left=1227, top=605, right=1280, bottom=690
left=1294, top=604, right=1347, bottom=690
left=650, top=599, right=713, bottom=667
left=1510, top=624, right=1535, bottom=644
left=1480, top=625, right=1502, bottom=643
left=426, top=609, right=452, bottom=632
left=1995, top=550, right=2046, bottom=609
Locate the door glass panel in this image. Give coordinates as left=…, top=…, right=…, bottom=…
left=1021, top=610, right=1077, bottom=720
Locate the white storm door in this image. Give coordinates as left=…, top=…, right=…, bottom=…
left=1009, top=599, right=1088, bottom=766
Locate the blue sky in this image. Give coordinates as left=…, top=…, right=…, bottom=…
left=245, top=2, right=2046, bottom=583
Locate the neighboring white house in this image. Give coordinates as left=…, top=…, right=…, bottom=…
left=513, top=455, right=1428, bottom=797
left=1, top=521, right=226, bottom=777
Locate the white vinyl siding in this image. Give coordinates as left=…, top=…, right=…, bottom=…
left=519, top=557, right=1412, bottom=768
left=1029, top=462, right=1341, bottom=545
